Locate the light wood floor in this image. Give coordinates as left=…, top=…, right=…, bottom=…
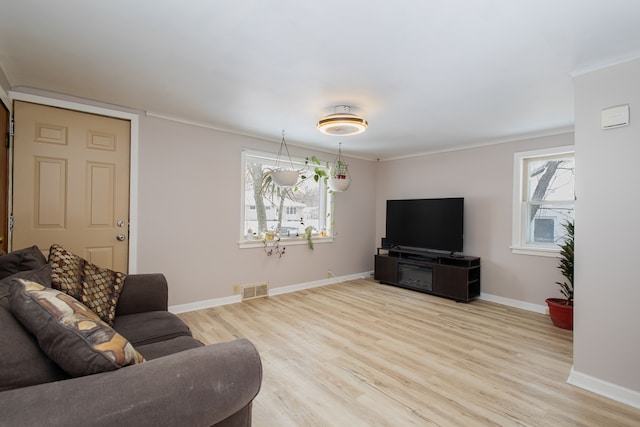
left=179, top=279, right=640, bottom=426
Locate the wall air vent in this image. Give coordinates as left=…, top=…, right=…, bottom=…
left=241, top=282, right=270, bottom=301
left=601, top=105, right=630, bottom=129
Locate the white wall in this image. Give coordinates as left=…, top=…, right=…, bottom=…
left=571, top=58, right=640, bottom=399
left=375, top=133, right=574, bottom=307
left=137, top=116, right=377, bottom=305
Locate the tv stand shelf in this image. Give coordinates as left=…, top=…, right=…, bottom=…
left=374, top=248, right=480, bottom=302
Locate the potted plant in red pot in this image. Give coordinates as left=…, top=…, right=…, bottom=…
left=546, top=220, right=574, bottom=330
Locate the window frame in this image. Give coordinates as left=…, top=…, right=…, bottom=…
left=239, top=149, right=334, bottom=249
left=511, top=145, right=575, bottom=257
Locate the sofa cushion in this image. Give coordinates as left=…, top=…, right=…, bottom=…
left=0, top=266, right=69, bottom=391
left=113, top=311, right=193, bottom=346
left=48, top=244, right=126, bottom=326
left=9, top=278, right=144, bottom=377
left=0, top=245, right=47, bottom=280
left=135, top=335, right=204, bottom=360
left=0, top=263, right=52, bottom=299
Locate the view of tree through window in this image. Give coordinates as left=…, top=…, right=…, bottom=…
left=512, top=146, right=575, bottom=256
left=242, top=150, right=332, bottom=241
left=524, top=154, right=575, bottom=245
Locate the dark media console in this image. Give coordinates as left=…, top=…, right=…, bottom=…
left=374, top=247, right=480, bottom=302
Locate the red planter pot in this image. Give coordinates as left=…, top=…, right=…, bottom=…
left=546, top=298, right=573, bottom=330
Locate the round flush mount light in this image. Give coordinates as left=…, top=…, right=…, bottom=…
left=317, top=105, right=368, bottom=136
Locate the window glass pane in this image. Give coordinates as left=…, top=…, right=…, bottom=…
left=526, top=203, right=574, bottom=245
left=527, top=156, right=574, bottom=202
left=512, top=146, right=575, bottom=255
left=243, top=152, right=330, bottom=241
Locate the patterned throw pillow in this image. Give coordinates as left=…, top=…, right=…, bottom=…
left=48, top=244, right=126, bottom=326
left=9, top=278, right=144, bottom=377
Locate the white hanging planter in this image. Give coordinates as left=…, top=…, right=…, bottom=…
left=271, top=130, right=299, bottom=188
left=328, top=176, right=351, bottom=192
left=271, top=169, right=299, bottom=187
left=327, top=143, right=351, bottom=192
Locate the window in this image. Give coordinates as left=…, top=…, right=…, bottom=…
left=240, top=149, right=333, bottom=246
left=512, top=146, right=575, bottom=256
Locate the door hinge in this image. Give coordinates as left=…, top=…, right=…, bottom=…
left=9, top=117, right=14, bottom=137
left=9, top=215, right=14, bottom=232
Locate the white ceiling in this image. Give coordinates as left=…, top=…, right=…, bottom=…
left=1, top=1, right=640, bottom=160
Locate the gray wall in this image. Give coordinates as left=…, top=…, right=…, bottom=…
left=375, top=133, right=573, bottom=308
left=573, top=58, right=640, bottom=395
left=136, top=116, right=377, bottom=305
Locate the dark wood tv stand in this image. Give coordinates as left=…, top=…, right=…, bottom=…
left=374, top=247, right=480, bottom=302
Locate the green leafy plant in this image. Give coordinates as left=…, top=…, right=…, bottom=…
left=302, top=155, right=329, bottom=184
left=555, top=220, right=574, bottom=305
left=303, top=226, right=314, bottom=249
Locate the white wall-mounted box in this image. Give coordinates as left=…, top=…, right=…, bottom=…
left=601, top=105, right=630, bottom=129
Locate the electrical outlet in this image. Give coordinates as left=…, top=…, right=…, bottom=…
left=233, top=284, right=240, bottom=295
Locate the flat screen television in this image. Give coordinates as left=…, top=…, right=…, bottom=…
left=385, top=198, right=464, bottom=253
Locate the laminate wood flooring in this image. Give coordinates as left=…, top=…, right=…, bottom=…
left=178, top=279, right=640, bottom=426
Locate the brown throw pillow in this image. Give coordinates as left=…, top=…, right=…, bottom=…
left=9, top=278, right=144, bottom=377
left=48, top=244, right=126, bottom=326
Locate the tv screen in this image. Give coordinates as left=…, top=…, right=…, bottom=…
left=386, top=198, right=464, bottom=253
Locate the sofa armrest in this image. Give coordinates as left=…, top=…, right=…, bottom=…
left=116, top=273, right=169, bottom=315
left=0, top=338, right=262, bottom=427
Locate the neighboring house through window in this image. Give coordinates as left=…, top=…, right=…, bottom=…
left=512, top=145, right=575, bottom=256
left=240, top=149, right=333, bottom=246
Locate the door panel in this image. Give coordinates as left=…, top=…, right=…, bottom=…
left=35, top=157, right=67, bottom=227
left=88, top=162, right=115, bottom=226
left=13, top=101, right=130, bottom=271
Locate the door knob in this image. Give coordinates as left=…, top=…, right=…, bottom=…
left=116, top=220, right=126, bottom=227
left=116, top=234, right=126, bottom=241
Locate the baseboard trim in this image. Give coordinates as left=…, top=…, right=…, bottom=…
left=169, top=271, right=373, bottom=314
left=479, top=293, right=547, bottom=314
left=170, top=281, right=545, bottom=315
left=568, top=367, right=640, bottom=409
left=169, top=295, right=241, bottom=314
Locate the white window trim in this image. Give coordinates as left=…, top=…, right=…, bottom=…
left=239, top=236, right=334, bottom=249
left=238, top=149, right=334, bottom=249
left=511, top=145, right=574, bottom=257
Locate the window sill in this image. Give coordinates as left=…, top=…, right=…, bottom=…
left=511, top=245, right=559, bottom=258
left=238, top=236, right=334, bottom=249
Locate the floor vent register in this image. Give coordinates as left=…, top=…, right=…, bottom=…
left=241, top=282, right=270, bottom=301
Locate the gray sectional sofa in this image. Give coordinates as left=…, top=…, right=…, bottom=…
left=0, top=246, right=262, bottom=427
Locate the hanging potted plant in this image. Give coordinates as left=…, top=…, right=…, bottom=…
left=546, top=220, right=574, bottom=330
left=327, top=143, right=351, bottom=192
left=270, top=130, right=299, bottom=187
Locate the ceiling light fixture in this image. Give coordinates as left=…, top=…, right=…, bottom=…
left=317, top=105, right=368, bottom=136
